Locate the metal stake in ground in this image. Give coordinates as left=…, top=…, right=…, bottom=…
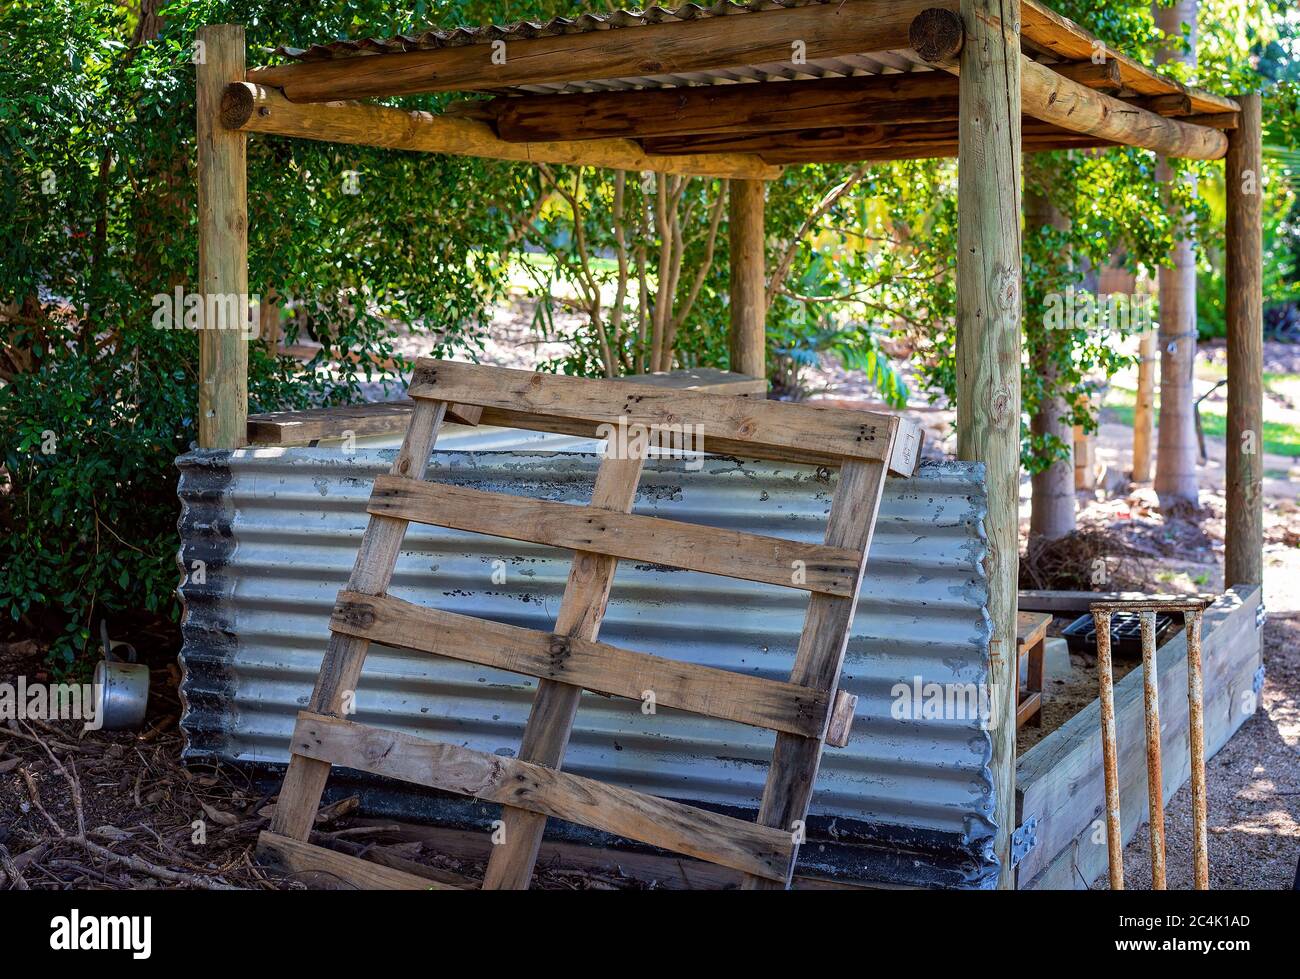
left=1140, top=610, right=1167, bottom=889
left=1093, top=608, right=1124, bottom=889
left=1185, top=609, right=1209, bottom=889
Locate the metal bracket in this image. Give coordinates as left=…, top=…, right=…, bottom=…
left=1011, top=815, right=1039, bottom=867
left=1256, top=603, right=1267, bottom=629
left=1253, top=665, right=1266, bottom=696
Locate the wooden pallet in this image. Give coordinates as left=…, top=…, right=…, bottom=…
left=259, top=359, right=921, bottom=889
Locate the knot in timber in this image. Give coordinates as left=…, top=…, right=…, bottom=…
left=994, top=264, right=1018, bottom=313
left=989, top=384, right=1014, bottom=426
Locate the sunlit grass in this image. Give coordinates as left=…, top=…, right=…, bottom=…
left=1104, top=384, right=1300, bottom=458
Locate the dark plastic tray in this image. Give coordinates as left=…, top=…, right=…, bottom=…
left=1062, top=611, right=1178, bottom=657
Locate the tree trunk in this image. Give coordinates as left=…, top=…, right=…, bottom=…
left=1025, top=188, right=1076, bottom=542
left=1152, top=0, right=1201, bottom=508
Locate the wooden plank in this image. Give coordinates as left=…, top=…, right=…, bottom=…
left=256, top=831, right=460, bottom=890
left=220, top=82, right=780, bottom=180
left=620, top=367, right=766, bottom=395
left=483, top=454, right=645, bottom=889
left=329, top=590, right=836, bottom=737
left=245, top=0, right=953, bottom=101
left=1016, top=610, right=1052, bottom=648
left=1225, top=93, right=1263, bottom=588
left=955, top=0, right=1021, bottom=890
left=743, top=459, right=889, bottom=888
left=643, top=118, right=1112, bottom=159
left=492, top=72, right=961, bottom=143
left=729, top=179, right=767, bottom=380
left=246, top=368, right=767, bottom=445
left=1017, top=586, right=1262, bottom=888
left=366, top=476, right=860, bottom=597
left=268, top=400, right=448, bottom=842
left=1017, top=589, right=1216, bottom=614
left=196, top=25, right=249, bottom=449
left=290, top=712, right=796, bottom=882
left=406, top=359, right=907, bottom=469
left=350, top=817, right=860, bottom=890
left=1052, top=59, right=1122, bottom=92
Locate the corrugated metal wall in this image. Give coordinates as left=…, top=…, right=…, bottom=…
left=177, top=427, right=998, bottom=887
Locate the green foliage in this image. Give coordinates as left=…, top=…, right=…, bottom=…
left=0, top=0, right=522, bottom=663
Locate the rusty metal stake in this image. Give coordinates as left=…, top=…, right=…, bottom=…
left=1090, top=600, right=1211, bottom=890
left=1093, top=609, right=1124, bottom=890
left=1140, top=611, right=1166, bottom=889
left=1185, top=609, right=1209, bottom=889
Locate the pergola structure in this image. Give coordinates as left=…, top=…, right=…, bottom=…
left=195, top=0, right=1263, bottom=888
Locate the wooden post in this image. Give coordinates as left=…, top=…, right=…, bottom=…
left=955, top=0, right=1021, bottom=888
left=1225, top=93, right=1263, bottom=586
left=1132, top=320, right=1157, bottom=483
left=196, top=25, right=249, bottom=449
left=729, top=179, right=767, bottom=380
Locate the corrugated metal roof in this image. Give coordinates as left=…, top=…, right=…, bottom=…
left=176, top=427, right=998, bottom=887
left=275, top=1, right=831, bottom=62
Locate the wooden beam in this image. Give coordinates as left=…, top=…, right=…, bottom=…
left=1017, top=0, right=1238, bottom=114
left=329, top=591, right=837, bottom=737
left=196, top=25, right=249, bottom=449
left=219, top=82, right=781, bottom=180
left=955, top=0, right=1021, bottom=889
left=910, top=8, right=1227, bottom=160
left=1224, top=93, right=1263, bottom=587
left=492, top=73, right=961, bottom=143
left=729, top=180, right=767, bottom=379
left=643, top=118, right=1112, bottom=159
left=245, top=0, right=953, bottom=101
left=489, top=64, right=1160, bottom=148
left=1052, top=59, right=1122, bottom=92
left=364, top=475, right=862, bottom=596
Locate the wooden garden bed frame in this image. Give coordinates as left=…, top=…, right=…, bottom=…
left=195, top=0, right=1265, bottom=888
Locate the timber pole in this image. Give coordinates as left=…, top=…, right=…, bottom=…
left=729, top=179, right=768, bottom=381
left=196, top=25, right=249, bottom=449
left=955, top=0, right=1022, bottom=887
left=1224, top=93, right=1264, bottom=586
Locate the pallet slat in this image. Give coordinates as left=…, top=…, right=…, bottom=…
left=256, top=831, right=461, bottom=890
left=367, top=475, right=861, bottom=597
left=743, top=459, right=888, bottom=888
left=406, top=359, right=911, bottom=470
left=330, top=591, right=834, bottom=737
left=291, top=712, right=796, bottom=882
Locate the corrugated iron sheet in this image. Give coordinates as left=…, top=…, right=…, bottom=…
left=276, top=1, right=833, bottom=61
left=176, top=427, right=997, bottom=887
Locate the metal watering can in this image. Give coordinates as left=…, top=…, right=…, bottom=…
left=94, top=621, right=149, bottom=730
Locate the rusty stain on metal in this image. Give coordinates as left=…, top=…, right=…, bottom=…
left=1091, top=599, right=1210, bottom=891
left=1092, top=608, right=1124, bottom=890
left=1139, top=610, right=1166, bottom=889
